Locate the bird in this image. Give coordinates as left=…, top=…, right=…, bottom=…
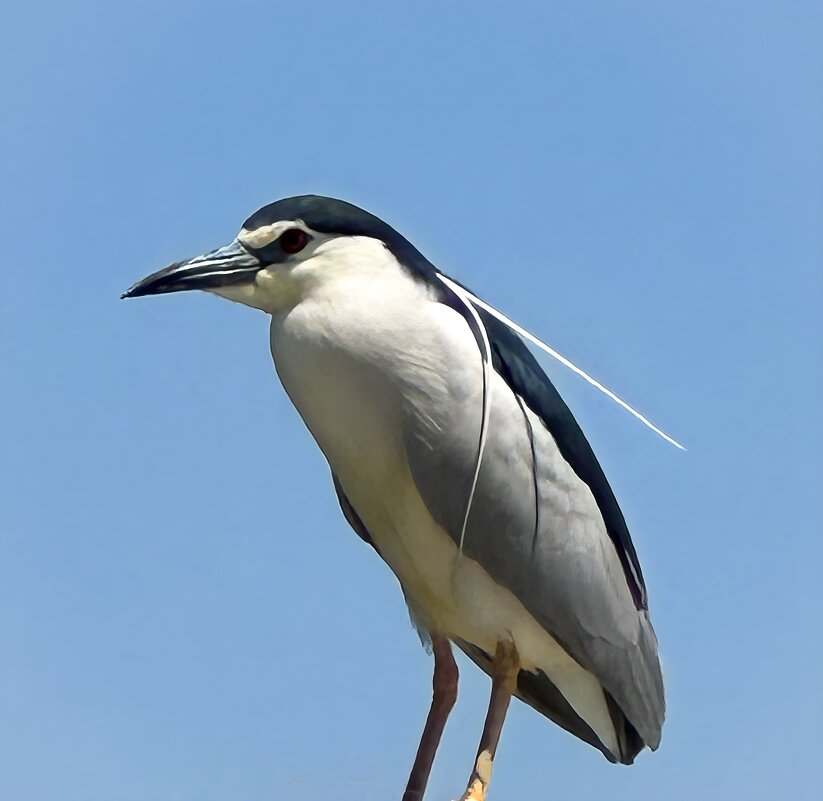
left=123, top=194, right=665, bottom=801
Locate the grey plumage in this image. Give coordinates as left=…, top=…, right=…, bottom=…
left=397, top=308, right=664, bottom=762
left=123, top=194, right=666, bottom=792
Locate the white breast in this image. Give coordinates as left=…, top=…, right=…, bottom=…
left=268, top=250, right=619, bottom=754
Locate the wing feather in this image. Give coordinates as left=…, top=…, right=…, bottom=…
left=403, top=296, right=665, bottom=751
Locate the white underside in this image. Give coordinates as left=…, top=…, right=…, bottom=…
left=262, top=237, right=619, bottom=755
left=352, top=457, right=619, bottom=757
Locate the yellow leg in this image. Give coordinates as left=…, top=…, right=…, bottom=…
left=460, top=637, right=519, bottom=801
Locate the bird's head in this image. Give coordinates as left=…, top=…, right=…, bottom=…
left=122, top=195, right=436, bottom=313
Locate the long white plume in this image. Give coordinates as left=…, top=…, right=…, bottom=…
left=437, top=275, right=685, bottom=451
left=437, top=274, right=494, bottom=553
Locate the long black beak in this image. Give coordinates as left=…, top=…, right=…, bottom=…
left=121, top=240, right=261, bottom=299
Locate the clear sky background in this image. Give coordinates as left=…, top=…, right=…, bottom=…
left=1, top=2, right=821, bottom=800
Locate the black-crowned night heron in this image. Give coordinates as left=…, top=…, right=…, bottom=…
left=123, top=195, right=666, bottom=801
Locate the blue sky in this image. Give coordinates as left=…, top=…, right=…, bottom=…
left=1, top=2, right=821, bottom=800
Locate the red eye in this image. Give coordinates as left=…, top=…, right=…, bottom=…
left=279, top=228, right=309, bottom=254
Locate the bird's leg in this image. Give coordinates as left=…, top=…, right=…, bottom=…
left=459, top=637, right=520, bottom=801
left=402, top=634, right=459, bottom=801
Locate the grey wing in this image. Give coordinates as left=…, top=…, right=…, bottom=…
left=403, top=312, right=664, bottom=758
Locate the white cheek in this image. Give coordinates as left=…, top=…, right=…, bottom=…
left=208, top=267, right=303, bottom=313
left=255, top=268, right=303, bottom=307
left=207, top=283, right=269, bottom=310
